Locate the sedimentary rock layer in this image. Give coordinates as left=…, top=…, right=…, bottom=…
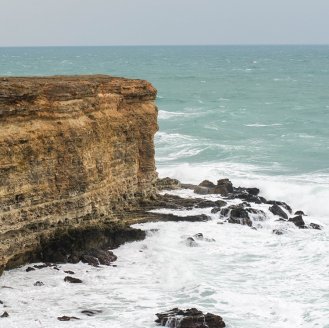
left=0, top=75, right=158, bottom=273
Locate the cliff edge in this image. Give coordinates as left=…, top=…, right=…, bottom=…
left=0, top=75, right=158, bottom=273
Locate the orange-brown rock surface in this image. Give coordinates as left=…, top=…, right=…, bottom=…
left=0, top=75, right=158, bottom=273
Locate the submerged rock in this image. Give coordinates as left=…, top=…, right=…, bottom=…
left=57, top=316, right=80, bottom=321
left=185, top=237, right=199, bottom=247
left=309, top=223, right=322, bottom=230
left=155, top=308, right=226, bottom=328
left=193, top=233, right=215, bottom=242
left=81, top=309, right=102, bottom=317
left=33, top=281, right=44, bottom=286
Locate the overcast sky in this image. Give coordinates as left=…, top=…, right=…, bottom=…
left=1, top=0, right=329, bottom=46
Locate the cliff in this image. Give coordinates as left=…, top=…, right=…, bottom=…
left=0, top=75, right=158, bottom=273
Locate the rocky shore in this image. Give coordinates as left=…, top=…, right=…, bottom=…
left=0, top=75, right=323, bottom=327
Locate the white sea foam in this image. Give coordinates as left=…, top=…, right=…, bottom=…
left=245, top=123, right=283, bottom=127
left=1, top=187, right=328, bottom=328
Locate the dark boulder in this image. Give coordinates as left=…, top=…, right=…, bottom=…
left=64, top=276, right=82, bottom=284
left=288, top=215, right=306, bottom=229
left=269, top=204, right=288, bottom=220
left=1, top=311, right=9, bottom=318
left=155, top=308, right=225, bottom=328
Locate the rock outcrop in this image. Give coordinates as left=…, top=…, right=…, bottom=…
left=0, top=75, right=158, bottom=274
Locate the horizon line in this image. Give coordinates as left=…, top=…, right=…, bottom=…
left=1, top=43, right=329, bottom=48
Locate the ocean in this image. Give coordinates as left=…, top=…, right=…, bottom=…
left=0, top=46, right=328, bottom=327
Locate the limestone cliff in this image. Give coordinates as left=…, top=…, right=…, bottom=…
left=0, top=75, right=158, bottom=273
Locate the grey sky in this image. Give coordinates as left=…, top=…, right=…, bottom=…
left=1, top=0, right=329, bottom=46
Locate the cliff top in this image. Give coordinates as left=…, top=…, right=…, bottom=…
left=0, top=75, right=157, bottom=105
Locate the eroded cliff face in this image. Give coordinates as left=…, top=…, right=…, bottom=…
left=0, top=75, right=158, bottom=273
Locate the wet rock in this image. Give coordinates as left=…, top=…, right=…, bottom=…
left=214, top=179, right=234, bottom=196
left=33, top=281, right=44, bottom=286
left=64, top=270, right=75, bottom=275
left=1, top=311, right=9, bottom=318
left=155, top=308, right=225, bottom=328
left=57, top=316, right=80, bottom=321
left=80, top=255, right=99, bottom=267
left=194, top=186, right=210, bottom=195
left=231, top=193, right=266, bottom=204
left=310, top=223, right=321, bottom=230
left=221, top=204, right=253, bottom=226
left=144, top=194, right=226, bottom=211
left=227, top=216, right=252, bottom=226
left=180, top=183, right=197, bottom=190
left=81, top=309, right=102, bottom=317
left=199, top=180, right=216, bottom=188
left=269, top=204, right=288, bottom=220
left=267, top=201, right=292, bottom=213
left=194, top=178, right=233, bottom=196
left=26, top=267, right=35, bottom=272
left=211, top=207, right=221, bottom=214
left=295, top=210, right=306, bottom=216
left=195, top=200, right=227, bottom=209
left=234, top=187, right=260, bottom=196
left=288, top=215, right=306, bottom=229
left=64, top=276, right=82, bottom=284
left=33, top=263, right=52, bottom=269
left=156, top=177, right=181, bottom=191
left=185, top=237, right=199, bottom=247
left=87, top=249, right=117, bottom=266
left=149, top=213, right=211, bottom=223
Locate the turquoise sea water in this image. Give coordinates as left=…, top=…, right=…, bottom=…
left=1, top=46, right=329, bottom=328
left=1, top=46, right=328, bottom=174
